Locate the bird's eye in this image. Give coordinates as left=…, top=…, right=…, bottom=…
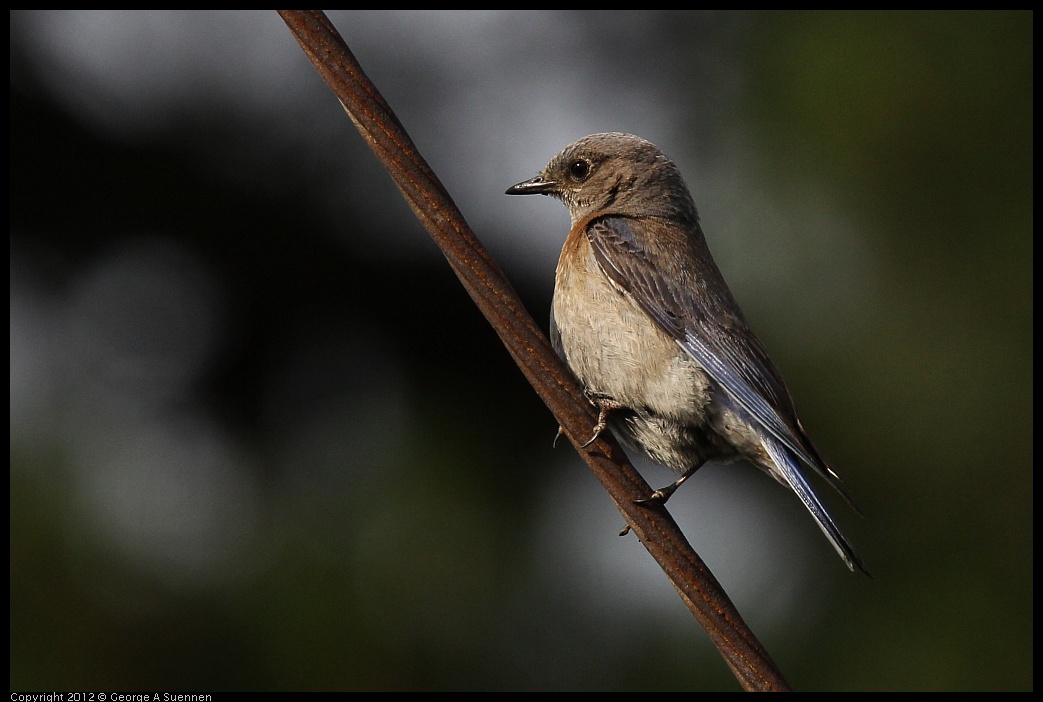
left=569, top=159, right=591, bottom=181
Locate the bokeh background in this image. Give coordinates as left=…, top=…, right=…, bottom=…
left=10, top=10, right=1032, bottom=691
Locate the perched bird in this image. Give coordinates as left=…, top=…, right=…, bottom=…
left=506, top=132, right=869, bottom=575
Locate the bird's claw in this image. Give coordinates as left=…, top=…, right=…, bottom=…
left=552, top=426, right=565, bottom=448
left=634, top=488, right=672, bottom=506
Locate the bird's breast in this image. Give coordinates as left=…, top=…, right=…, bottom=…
left=551, top=231, right=713, bottom=425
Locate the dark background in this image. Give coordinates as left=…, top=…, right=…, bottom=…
left=10, top=11, right=1032, bottom=691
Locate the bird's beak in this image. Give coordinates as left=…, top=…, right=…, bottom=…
left=505, top=176, right=559, bottom=196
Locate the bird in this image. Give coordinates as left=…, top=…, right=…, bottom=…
left=506, top=132, right=869, bottom=575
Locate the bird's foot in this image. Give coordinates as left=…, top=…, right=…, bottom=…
left=580, top=394, right=625, bottom=447
left=552, top=394, right=626, bottom=448
left=635, top=465, right=698, bottom=506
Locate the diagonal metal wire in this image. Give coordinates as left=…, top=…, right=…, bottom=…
left=277, top=10, right=790, bottom=691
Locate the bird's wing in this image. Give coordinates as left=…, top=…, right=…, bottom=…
left=585, top=215, right=849, bottom=494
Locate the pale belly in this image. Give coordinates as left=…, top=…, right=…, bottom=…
left=549, top=237, right=729, bottom=473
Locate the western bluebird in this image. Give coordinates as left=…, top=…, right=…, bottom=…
left=506, top=132, right=869, bottom=575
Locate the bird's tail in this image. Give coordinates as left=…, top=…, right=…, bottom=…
left=763, top=437, right=872, bottom=576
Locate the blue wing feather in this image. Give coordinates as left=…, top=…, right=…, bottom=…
left=586, top=215, right=866, bottom=556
